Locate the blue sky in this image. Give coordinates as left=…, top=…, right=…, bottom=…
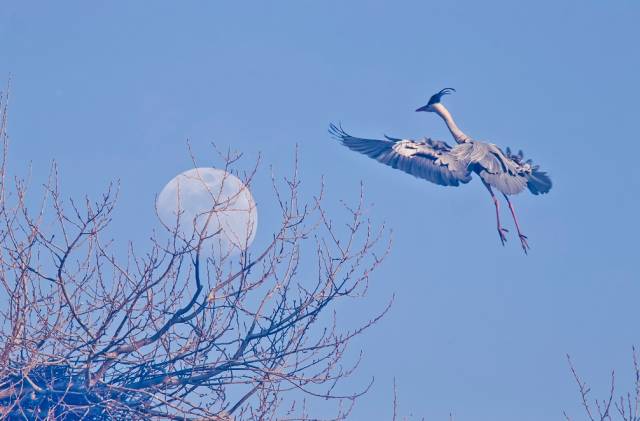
left=2, top=1, right=640, bottom=419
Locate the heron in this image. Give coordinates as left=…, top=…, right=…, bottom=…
left=329, top=88, right=552, bottom=253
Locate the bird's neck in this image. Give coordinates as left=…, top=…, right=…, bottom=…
left=431, top=103, right=471, bottom=144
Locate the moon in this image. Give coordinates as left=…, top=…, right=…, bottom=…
left=156, top=168, right=258, bottom=255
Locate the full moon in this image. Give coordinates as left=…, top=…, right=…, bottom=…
left=157, top=168, right=258, bottom=255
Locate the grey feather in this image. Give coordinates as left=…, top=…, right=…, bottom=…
left=329, top=123, right=471, bottom=187
left=449, top=141, right=548, bottom=195
left=526, top=169, right=552, bottom=195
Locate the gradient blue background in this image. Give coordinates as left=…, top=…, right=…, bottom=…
left=2, top=1, right=639, bottom=419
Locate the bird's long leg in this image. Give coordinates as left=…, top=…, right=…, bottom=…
left=482, top=180, right=508, bottom=246
left=502, top=193, right=530, bottom=254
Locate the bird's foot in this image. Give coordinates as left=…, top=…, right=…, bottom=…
left=518, top=233, right=530, bottom=254
left=497, top=227, right=509, bottom=246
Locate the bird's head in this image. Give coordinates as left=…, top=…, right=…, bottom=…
left=416, top=88, right=456, bottom=112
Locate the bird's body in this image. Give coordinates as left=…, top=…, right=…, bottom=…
left=330, top=88, right=552, bottom=253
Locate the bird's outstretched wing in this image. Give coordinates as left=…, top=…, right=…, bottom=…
left=450, top=141, right=552, bottom=195
left=329, top=123, right=471, bottom=187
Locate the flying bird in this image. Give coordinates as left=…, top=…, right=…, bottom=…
left=330, top=88, right=552, bottom=253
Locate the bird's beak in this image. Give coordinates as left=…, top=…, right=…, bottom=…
left=415, top=105, right=430, bottom=112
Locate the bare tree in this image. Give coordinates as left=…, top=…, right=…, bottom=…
left=0, top=90, right=391, bottom=420
left=564, top=349, right=640, bottom=421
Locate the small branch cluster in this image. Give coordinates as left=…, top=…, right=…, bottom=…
left=564, top=349, right=640, bottom=421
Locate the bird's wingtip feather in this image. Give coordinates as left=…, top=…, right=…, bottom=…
left=328, top=122, right=349, bottom=140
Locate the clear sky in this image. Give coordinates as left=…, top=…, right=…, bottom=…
left=2, top=1, right=640, bottom=419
